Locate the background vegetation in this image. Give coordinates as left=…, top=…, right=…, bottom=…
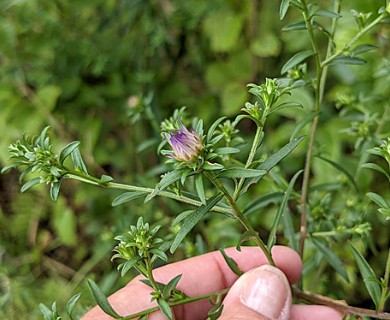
left=0, top=0, right=389, bottom=318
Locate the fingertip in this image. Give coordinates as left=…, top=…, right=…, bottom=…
left=271, top=246, right=302, bottom=284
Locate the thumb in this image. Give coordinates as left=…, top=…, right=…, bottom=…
left=219, top=265, right=292, bottom=320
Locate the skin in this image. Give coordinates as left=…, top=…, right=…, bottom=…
left=83, top=246, right=343, bottom=320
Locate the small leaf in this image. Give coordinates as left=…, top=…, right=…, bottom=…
left=207, top=116, right=227, bottom=142
left=87, top=279, right=121, bottom=318
left=243, top=192, right=285, bottom=216
left=162, top=274, right=182, bottom=300
left=59, top=141, right=80, bottom=164
left=1, top=164, right=18, bottom=174
left=366, top=192, right=390, bottom=209
left=236, top=230, right=259, bottom=250
left=150, top=248, right=168, bottom=262
left=219, top=248, right=243, bottom=276
left=145, top=170, right=184, bottom=202
left=282, top=209, right=298, bottom=251
left=313, top=9, right=342, bottom=19
left=21, top=177, right=41, bottom=193
left=119, top=257, right=141, bottom=277
left=195, top=174, right=206, bottom=205
left=100, top=175, right=114, bottom=183
left=279, top=0, right=290, bottom=20
left=172, top=210, right=194, bottom=226
left=39, top=303, right=52, bottom=320
left=170, top=193, right=224, bottom=253
left=203, top=161, right=224, bottom=170
left=218, top=168, right=267, bottom=179
left=71, top=147, right=88, bottom=174
left=267, top=170, right=302, bottom=249
left=312, top=238, right=349, bottom=282
left=157, top=298, right=173, bottom=320
left=350, top=243, right=381, bottom=309
left=240, top=136, right=305, bottom=196
left=326, top=56, right=366, bottom=66
left=215, top=147, right=241, bottom=155
left=281, top=50, right=315, bottom=74
left=112, top=191, right=147, bottom=206
left=282, top=21, right=307, bottom=32
left=290, top=111, right=318, bottom=141
left=270, top=102, right=303, bottom=115
left=361, top=163, right=390, bottom=181
left=351, top=44, right=377, bottom=55
left=66, top=293, right=81, bottom=319
left=50, top=180, right=62, bottom=201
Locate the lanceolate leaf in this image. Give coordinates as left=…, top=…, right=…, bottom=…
left=240, top=136, right=305, bottom=196
left=350, top=243, right=381, bottom=309
left=361, top=163, right=390, bottom=181
left=326, top=56, right=366, bottom=66
left=50, top=179, right=62, bottom=201
left=145, top=169, right=184, bottom=202
left=279, top=0, right=290, bottom=20
left=281, top=50, right=315, bottom=74
left=170, top=193, right=224, bottom=253
left=207, top=116, right=226, bottom=142
left=71, top=147, right=88, bottom=174
left=112, top=191, right=148, bottom=206
left=60, top=141, right=80, bottom=164
left=157, top=298, right=173, bottom=320
left=312, top=238, right=349, bottom=282
left=243, top=192, right=285, bottom=216
left=66, top=293, right=81, bottom=319
left=218, top=168, right=267, bottom=179
left=366, top=192, right=390, bottom=209
left=237, top=230, right=259, bottom=250
left=21, top=177, right=41, bottom=193
left=282, top=21, right=307, bottom=32
left=267, top=170, right=302, bottom=249
left=219, top=248, right=243, bottom=276
left=87, top=279, right=121, bottom=318
left=162, top=274, right=183, bottom=300
left=195, top=174, right=206, bottom=205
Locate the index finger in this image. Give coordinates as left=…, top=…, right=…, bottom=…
left=83, top=245, right=302, bottom=320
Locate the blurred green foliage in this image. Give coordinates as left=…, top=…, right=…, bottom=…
left=0, top=0, right=389, bottom=318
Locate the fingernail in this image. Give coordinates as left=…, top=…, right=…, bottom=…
left=241, top=265, right=290, bottom=320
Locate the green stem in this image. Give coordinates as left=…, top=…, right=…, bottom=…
left=233, top=125, right=264, bottom=200
left=65, top=171, right=232, bottom=216
left=322, top=12, right=387, bottom=66
left=121, top=289, right=229, bottom=320
left=378, top=246, right=390, bottom=312
left=203, top=171, right=275, bottom=266
left=145, top=254, right=161, bottom=295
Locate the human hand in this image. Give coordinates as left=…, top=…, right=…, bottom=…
left=82, top=246, right=343, bottom=320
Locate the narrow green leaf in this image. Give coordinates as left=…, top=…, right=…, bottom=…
left=313, top=9, right=342, bottom=19
left=269, top=102, right=303, bottom=115
left=112, top=191, right=147, bottom=206
left=59, top=141, right=80, bottom=164
left=267, top=170, right=302, bottom=249
left=366, top=192, right=390, bottom=209
left=215, top=147, right=241, bottom=155
left=66, top=293, right=81, bottom=319
left=243, top=192, right=285, bottom=215
left=170, top=193, right=224, bottom=253
left=120, top=257, right=141, bottom=277
left=350, top=243, right=381, bottom=309
left=100, top=175, right=114, bottom=183
left=316, top=155, right=359, bottom=193
left=207, top=116, right=226, bottom=143
left=218, top=168, right=267, bottom=179
left=150, top=248, right=168, bottom=262
left=145, top=170, right=184, bottom=202
left=237, top=230, right=259, bottom=250
left=203, top=161, right=224, bottom=170
left=172, top=210, right=194, bottom=226
left=195, top=175, right=206, bottom=205
left=71, top=147, right=88, bottom=174
left=50, top=180, right=62, bottom=201
left=1, top=164, right=18, bottom=174
left=282, top=21, right=307, bottom=32
left=21, top=177, right=41, bottom=193
left=327, top=56, right=366, bottom=66
left=312, top=238, right=349, bottom=282
left=361, top=163, right=390, bottom=181
left=282, top=209, right=298, bottom=251
left=351, top=44, right=377, bottom=55
left=162, top=274, right=182, bottom=300
left=87, top=279, right=121, bottom=318
left=157, top=298, right=173, bottom=320
left=279, top=0, right=290, bottom=20
left=240, top=136, right=305, bottom=195
left=281, top=50, right=315, bottom=74
left=39, top=303, right=52, bottom=320
left=37, top=126, right=50, bottom=146
left=219, top=248, right=243, bottom=276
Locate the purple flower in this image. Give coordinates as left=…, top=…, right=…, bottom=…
left=164, top=120, right=202, bottom=162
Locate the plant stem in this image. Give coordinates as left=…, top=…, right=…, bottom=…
left=65, top=171, right=232, bottom=216
left=121, top=289, right=229, bottom=319
left=233, top=125, right=263, bottom=200
left=378, top=246, right=390, bottom=312
left=204, top=171, right=275, bottom=266
left=294, top=287, right=390, bottom=319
